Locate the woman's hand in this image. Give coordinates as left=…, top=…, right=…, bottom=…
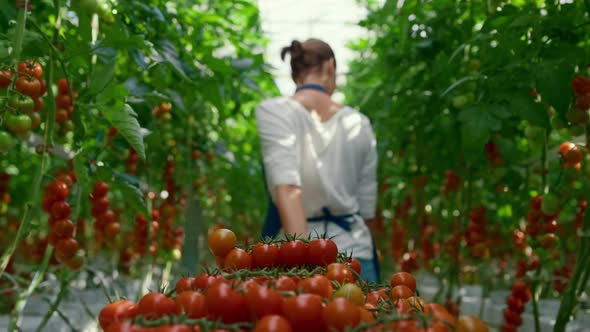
left=276, top=184, right=308, bottom=236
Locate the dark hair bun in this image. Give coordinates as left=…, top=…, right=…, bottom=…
left=280, top=39, right=335, bottom=82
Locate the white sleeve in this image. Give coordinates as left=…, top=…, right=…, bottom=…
left=255, top=101, right=301, bottom=200
left=358, top=120, right=377, bottom=219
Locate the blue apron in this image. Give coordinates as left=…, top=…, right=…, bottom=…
left=261, top=166, right=381, bottom=283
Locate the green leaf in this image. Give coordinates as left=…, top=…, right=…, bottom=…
left=113, top=176, right=150, bottom=218
left=102, top=104, right=146, bottom=160
left=88, top=58, right=116, bottom=95
left=509, top=95, right=549, bottom=128
left=461, top=120, right=490, bottom=162
left=536, top=61, right=575, bottom=118
left=72, top=151, right=90, bottom=197
left=441, top=76, right=480, bottom=97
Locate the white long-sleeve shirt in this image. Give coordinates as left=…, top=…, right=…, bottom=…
left=255, top=97, right=377, bottom=259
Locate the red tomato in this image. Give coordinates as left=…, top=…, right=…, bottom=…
left=254, top=315, right=293, bottom=332
left=326, top=263, right=354, bottom=284
left=15, top=76, right=41, bottom=97
left=323, top=298, right=361, bottom=332
left=252, top=243, right=279, bottom=269
left=274, top=276, right=297, bottom=292
left=391, top=285, right=414, bottom=302
left=308, top=239, right=338, bottom=266
left=50, top=180, right=69, bottom=200
left=53, top=219, right=75, bottom=238
left=55, top=238, right=80, bottom=259
left=92, top=181, right=110, bottom=197
left=359, top=307, right=375, bottom=323
left=51, top=201, right=71, bottom=219
left=245, top=286, right=284, bottom=319
left=193, top=273, right=225, bottom=290
left=205, top=281, right=248, bottom=323
left=17, top=60, right=43, bottom=79
left=55, top=94, right=72, bottom=108
left=98, top=300, right=138, bottom=329
left=57, top=78, right=70, bottom=94
left=572, top=76, right=590, bottom=95
left=0, top=69, right=12, bottom=89
left=503, top=308, right=522, bottom=326
left=298, top=275, right=333, bottom=298
left=500, top=323, right=518, bottom=332
left=347, top=258, right=362, bottom=275
left=427, top=303, right=455, bottom=331
left=281, top=294, right=324, bottom=331
left=506, top=295, right=524, bottom=314
left=208, top=228, right=236, bottom=257
left=390, top=272, right=417, bottom=292
left=224, top=248, right=252, bottom=271
left=104, top=321, right=141, bottom=332
left=175, top=291, right=206, bottom=319
left=279, top=240, right=309, bottom=267
left=137, top=292, right=177, bottom=320
left=576, top=94, right=590, bottom=110
left=366, top=290, right=388, bottom=306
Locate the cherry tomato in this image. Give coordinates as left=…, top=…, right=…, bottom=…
left=104, top=321, right=141, bottom=332
left=4, top=113, right=32, bottom=135
left=93, top=181, right=110, bottom=197
left=366, top=290, right=388, bottom=306
left=63, top=252, right=85, bottom=270
left=254, top=315, right=293, bottom=332
left=15, top=76, right=41, bottom=97
left=193, top=273, right=225, bottom=290
left=274, top=276, right=297, bottom=292
left=245, top=285, right=284, bottom=319
left=281, top=294, right=323, bottom=331
left=572, top=76, right=590, bottom=96
left=105, top=222, right=121, bottom=237
left=55, top=108, right=69, bottom=122
left=503, top=308, right=522, bottom=326
left=175, top=277, right=195, bottom=294
left=29, top=112, right=41, bottom=129
left=308, top=239, right=338, bottom=266
left=346, top=258, right=362, bottom=275
left=252, top=243, right=279, bottom=269
left=53, top=219, right=75, bottom=237
left=57, top=78, right=70, bottom=94
left=8, top=93, right=35, bottom=113
left=323, top=298, right=360, bottom=331
left=427, top=303, right=455, bottom=330
left=174, top=291, right=206, bottom=319
left=506, top=295, right=524, bottom=314
left=279, top=240, right=309, bottom=267
left=98, top=299, right=138, bottom=329
left=51, top=201, right=71, bottom=219
left=91, top=197, right=110, bottom=216
left=55, top=94, right=72, bottom=108
left=137, top=292, right=177, bottom=320
left=332, top=283, right=365, bottom=306
left=55, top=238, right=80, bottom=259
left=224, top=248, right=252, bottom=271
left=0, top=69, right=12, bottom=89
left=0, top=131, right=15, bottom=153
left=205, top=281, right=248, bottom=323
left=298, top=275, right=333, bottom=298
left=17, top=60, right=43, bottom=79
left=391, top=285, right=414, bottom=302
left=208, top=228, right=236, bottom=257
left=390, top=272, right=417, bottom=292
left=511, top=282, right=531, bottom=302
left=50, top=180, right=70, bottom=200
left=326, top=263, right=354, bottom=284
left=576, top=94, right=590, bottom=110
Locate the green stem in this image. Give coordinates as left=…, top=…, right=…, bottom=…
left=541, top=129, right=547, bottom=192
left=553, top=207, right=590, bottom=332
left=11, top=2, right=28, bottom=64
left=7, top=247, right=53, bottom=332
left=35, top=269, right=70, bottom=332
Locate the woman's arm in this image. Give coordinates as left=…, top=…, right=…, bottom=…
left=276, top=184, right=308, bottom=236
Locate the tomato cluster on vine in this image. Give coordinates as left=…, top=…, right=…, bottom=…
left=54, top=78, right=76, bottom=135
left=465, top=207, right=490, bottom=259
left=90, top=181, right=121, bottom=248
left=501, top=281, right=532, bottom=332
left=0, top=60, right=47, bottom=152
left=42, top=171, right=84, bottom=270
left=98, top=227, right=487, bottom=332
left=127, top=148, right=140, bottom=175
left=132, top=212, right=159, bottom=258
left=441, top=170, right=460, bottom=196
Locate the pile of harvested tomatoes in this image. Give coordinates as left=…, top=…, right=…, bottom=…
left=99, top=228, right=489, bottom=331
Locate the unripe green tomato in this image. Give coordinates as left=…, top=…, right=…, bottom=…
left=0, top=130, right=15, bottom=153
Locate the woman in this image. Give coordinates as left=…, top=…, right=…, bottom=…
left=255, top=39, right=380, bottom=282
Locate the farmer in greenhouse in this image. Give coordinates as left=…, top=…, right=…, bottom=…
left=255, top=39, right=380, bottom=282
